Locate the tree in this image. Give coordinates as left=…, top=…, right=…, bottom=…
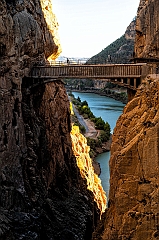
left=95, top=117, right=105, bottom=130
left=77, top=96, right=81, bottom=102
left=104, top=122, right=111, bottom=136
left=81, top=100, right=88, bottom=107
left=98, top=130, right=109, bottom=142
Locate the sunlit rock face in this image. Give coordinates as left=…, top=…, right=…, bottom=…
left=40, top=0, right=62, bottom=60
left=135, top=0, right=159, bottom=59
left=93, top=1, right=159, bottom=238
left=99, top=76, right=159, bottom=239
left=71, top=126, right=107, bottom=215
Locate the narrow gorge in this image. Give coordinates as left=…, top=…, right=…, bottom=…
left=1, top=0, right=159, bottom=239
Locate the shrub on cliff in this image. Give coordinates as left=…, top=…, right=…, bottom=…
left=68, top=92, right=74, bottom=98
left=79, top=125, right=86, bottom=134
left=78, top=105, right=95, bottom=118
left=104, top=121, right=111, bottom=135
left=72, top=99, right=80, bottom=105
left=86, top=136, right=100, bottom=149
left=98, top=130, right=110, bottom=142
left=87, top=138, right=97, bottom=150
left=94, top=117, right=105, bottom=130
left=81, top=100, right=88, bottom=106
left=77, top=96, right=81, bottom=102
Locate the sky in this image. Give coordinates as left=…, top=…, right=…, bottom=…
left=52, top=0, right=140, bottom=58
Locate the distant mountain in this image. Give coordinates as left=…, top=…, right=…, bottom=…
left=87, top=18, right=136, bottom=64
left=56, top=56, right=89, bottom=64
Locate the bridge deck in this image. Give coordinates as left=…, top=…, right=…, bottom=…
left=28, top=63, right=148, bottom=90
left=31, top=64, right=145, bottom=79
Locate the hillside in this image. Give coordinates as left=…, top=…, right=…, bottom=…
left=87, top=18, right=136, bottom=64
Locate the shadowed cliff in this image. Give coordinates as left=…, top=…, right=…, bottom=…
left=0, top=0, right=105, bottom=239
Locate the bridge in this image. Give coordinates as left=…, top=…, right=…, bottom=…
left=28, top=63, right=148, bottom=91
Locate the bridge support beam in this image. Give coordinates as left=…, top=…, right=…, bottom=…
left=134, top=78, right=136, bottom=88
left=127, top=88, right=136, bottom=102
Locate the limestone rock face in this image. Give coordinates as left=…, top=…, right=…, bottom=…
left=135, top=0, right=159, bottom=59
left=0, top=0, right=100, bottom=239
left=0, top=0, right=60, bottom=209
left=125, top=18, right=136, bottom=41
left=70, top=126, right=107, bottom=215
left=100, top=76, right=159, bottom=239
left=20, top=81, right=97, bottom=239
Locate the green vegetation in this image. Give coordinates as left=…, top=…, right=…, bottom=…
left=87, top=19, right=136, bottom=65
left=69, top=93, right=111, bottom=152
left=64, top=78, right=94, bottom=91
left=78, top=103, right=95, bottom=119
left=87, top=35, right=134, bottom=64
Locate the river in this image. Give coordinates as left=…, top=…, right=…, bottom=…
left=72, top=92, right=125, bottom=198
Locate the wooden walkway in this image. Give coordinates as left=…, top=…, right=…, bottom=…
left=29, top=63, right=148, bottom=90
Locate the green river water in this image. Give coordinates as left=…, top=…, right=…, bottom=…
left=72, top=92, right=125, bottom=198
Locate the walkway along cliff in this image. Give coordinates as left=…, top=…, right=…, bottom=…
left=0, top=0, right=106, bottom=239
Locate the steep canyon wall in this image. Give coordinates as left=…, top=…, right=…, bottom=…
left=0, top=0, right=105, bottom=239
left=94, top=0, right=159, bottom=239
left=135, top=0, right=159, bottom=60
left=99, top=76, right=159, bottom=240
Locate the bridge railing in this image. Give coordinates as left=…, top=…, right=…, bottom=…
left=30, top=63, right=146, bottom=79
left=48, top=58, right=89, bottom=65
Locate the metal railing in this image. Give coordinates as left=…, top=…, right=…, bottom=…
left=48, top=58, right=89, bottom=66
left=30, top=63, right=145, bottom=79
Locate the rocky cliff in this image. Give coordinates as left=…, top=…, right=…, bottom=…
left=92, top=1, right=159, bottom=239
left=0, top=0, right=105, bottom=239
left=96, top=75, right=159, bottom=240
left=70, top=126, right=106, bottom=215
left=135, top=0, right=159, bottom=60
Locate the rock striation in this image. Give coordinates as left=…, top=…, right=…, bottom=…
left=98, top=76, right=159, bottom=239
left=71, top=126, right=106, bottom=215
left=0, top=0, right=104, bottom=239
left=93, top=1, right=159, bottom=238
left=20, top=81, right=100, bottom=239
left=135, top=0, right=159, bottom=60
